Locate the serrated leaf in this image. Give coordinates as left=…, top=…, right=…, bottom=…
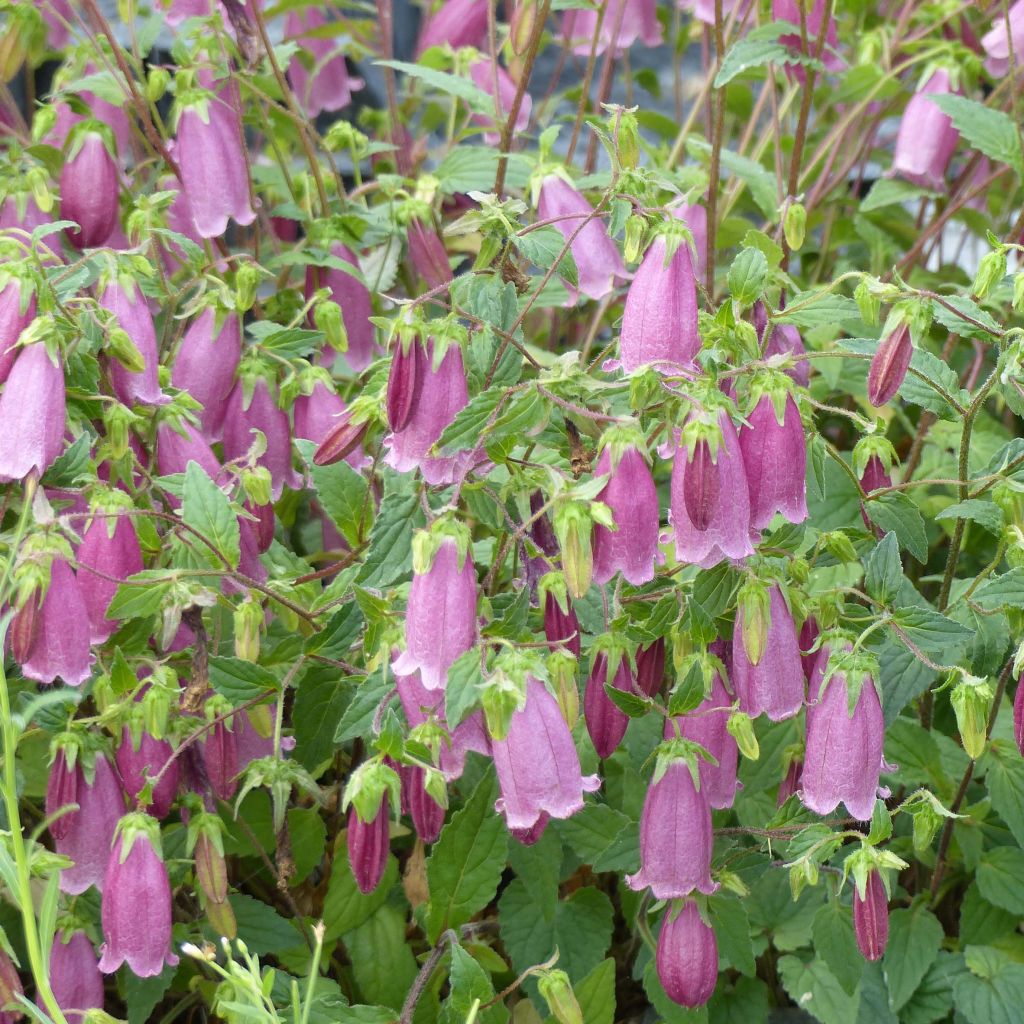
left=778, top=956, right=857, bottom=1024
left=953, top=956, right=1024, bottom=1024
left=715, top=23, right=824, bottom=87
left=972, top=569, right=1024, bottom=611
left=334, top=672, right=393, bottom=744
left=323, top=853, right=398, bottom=942
left=556, top=804, right=631, bottom=864
left=106, top=572, right=174, bottom=620
left=775, top=293, right=864, bottom=330
left=603, top=681, right=652, bottom=717
left=355, top=478, right=420, bottom=589
left=727, top=246, right=768, bottom=305
left=930, top=94, right=1024, bottom=176
left=573, top=958, right=616, bottom=1024
left=377, top=59, right=494, bottom=112
left=865, top=492, right=927, bottom=562
left=426, top=771, right=508, bottom=941
left=207, top=656, right=279, bottom=705
left=860, top=178, right=937, bottom=213
left=229, top=892, right=301, bottom=954
left=936, top=499, right=1004, bottom=534
left=293, top=670, right=354, bottom=770
left=890, top=605, right=973, bottom=663
left=436, top=147, right=532, bottom=194
left=513, top=225, right=578, bottom=286
left=711, top=896, right=756, bottom=978
left=309, top=455, right=371, bottom=547
left=344, top=904, right=418, bottom=1010
left=444, top=649, right=484, bottom=728
left=182, top=461, right=240, bottom=569
left=306, top=603, right=364, bottom=660
left=931, top=295, right=1003, bottom=342
left=960, top=882, right=1018, bottom=947
left=985, top=745, right=1024, bottom=848
left=812, top=902, right=863, bottom=995
left=436, top=385, right=522, bottom=454
left=864, top=532, right=902, bottom=605
left=977, top=846, right=1024, bottom=915
left=442, top=943, right=508, bottom=1024
left=882, top=902, right=944, bottom=1011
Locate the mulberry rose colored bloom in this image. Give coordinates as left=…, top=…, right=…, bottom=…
left=170, top=308, right=242, bottom=441
left=536, top=175, right=628, bottom=303
left=116, top=729, right=180, bottom=819
left=868, top=324, right=913, bottom=407
left=415, top=0, right=489, bottom=55
left=99, top=280, right=166, bottom=406
left=584, top=653, right=634, bottom=759
left=853, top=870, right=889, bottom=961
left=0, top=278, right=36, bottom=384
left=393, top=539, right=477, bottom=691
left=293, top=381, right=369, bottom=470
left=77, top=510, right=144, bottom=643
left=656, top=900, right=719, bottom=1009
left=773, top=0, right=842, bottom=77
left=0, top=342, right=66, bottom=482
left=732, top=585, right=805, bottom=721
left=155, top=421, right=222, bottom=485
left=348, top=797, right=390, bottom=894
left=175, top=85, right=255, bottom=238
left=802, top=649, right=885, bottom=821
left=407, top=219, right=452, bottom=290
left=99, top=823, right=179, bottom=976
left=626, top=758, right=717, bottom=898
left=51, top=931, right=105, bottom=1019
left=983, top=0, right=1024, bottom=76
left=1014, top=678, right=1024, bottom=756
left=740, top=392, right=807, bottom=531
left=619, top=213, right=700, bottom=373
left=402, top=765, right=445, bottom=843
left=469, top=59, right=532, bottom=145
left=61, top=132, right=120, bottom=249
left=20, top=558, right=93, bottom=687
left=670, top=674, right=738, bottom=809
left=669, top=412, right=756, bottom=568
left=562, top=0, right=662, bottom=56
left=492, top=677, right=601, bottom=831
left=286, top=8, right=362, bottom=117
left=892, top=70, right=960, bottom=191
left=591, top=444, right=660, bottom=586
left=56, top=753, right=124, bottom=895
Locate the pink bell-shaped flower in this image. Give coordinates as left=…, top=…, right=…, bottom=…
left=175, top=81, right=255, bottom=238
left=801, top=647, right=885, bottom=821
left=868, top=323, right=912, bottom=407
left=51, top=931, right=105, bottom=1019
left=20, top=557, right=93, bottom=687
left=764, top=322, right=810, bottom=387
left=892, top=70, right=960, bottom=190
left=740, top=390, right=807, bottom=531
left=61, top=131, right=119, bottom=249
left=384, top=342, right=479, bottom=486
left=591, top=441, right=660, bottom=586
left=636, top=638, right=666, bottom=697
left=56, top=753, right=124, bottom=895
left=155, top=420, right=222, bottom=485
left=98, top=816, right=179, bottom=977
left=170, top=307, right=242, bottom=441
left=347, top=797, right=390, bottom=894
left=393, top=536, right=477, bottom=690
left=0, top=278, right=36, bottom=384
left=584, top=651, right=634, bottom=758
left=0, top=342, right=66, bottom=482
left=469, top=59, right=532, bottom=145
left=656, top=900, right=718, bottom=1009
left=536, top=175, right=627, bottom=303
left=544, top=593, right=581, bottom=658
left=669, top=411, right=756, bottom=568
left=731, top=585, right=805, bottom=721
left=772, top=0, right=842, bottom=79
left=294, top=381, right=368, bottom=470
left=76, top=507, right=144, bottom=643
left=860, top=454, right=893, bottom=532
left=116, top=728, right=180, bottom=819
left=669, top=674, right=738, bottom=809
left=853, top=870, right=889, bottom=961
left=402, top=765, right=445, bottom=843
left=415, top=0, right=489, bottom=55
left=304, top=244, right=379, bottom=373
left=222, top=376, right=301, bottom=499
left=202, top=721, right=239, bottom=801
left=492, top=677, right=601, bottom=831
left=562, top=0, right=662, bottom=56
left=626, top=757, right=717, bottom=898
left=983, top=0, right=1024, bottom=76
left=99, top=279, right=166, bottom=407
left=1014, top=678, right=1024, bottom=756
left=407, top=219, right=453, bottom=290
left=285, top=8, right=363, bottom=117
left=510, top=813, right=550, bottom=846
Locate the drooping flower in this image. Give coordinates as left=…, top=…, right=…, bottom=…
left=393, top=537, right=477, bottom=691
left=860, top=454, right=894, bottom=533
left=116, top=728, right=180, bottom=820
left=636, top=639, right=666, bottom=697
left=492, top=677, right=601, bottom=831
left=293, top=381, right=368, bottom=471
left=669, top=411, right=756, bottom=568
left=867, top=323, right=913, bottom=407
left=772, top=0, right=843, bottom=78
left=170, top=307, right=242, bottom=441
left=0, top=277, right=36, bottom=384
left=669, top=673, right=738, bottom=809
left=50, top=931, right=105, bottom=1019
left=740, top=390, right=807, bottom=531
left=469, top=58, right=532, bottom=145
left=304, top=244, right=379, bottom=373
left=584, top=652, right=634, bottom=759
left=591, top=442, right=660, bottom=586
left=731, top=585, right=804, bottom=721
left=415, top=0, right=489, bottom=55
left=626, top=758, right=717, bottom=897
left=20, top=557, right=93, bottom=687
left=853, top=870, right=889, bottom=961
left=678, top=0, right=751, bottom=26
left=0, top=342, right=66, bottom=482
left=76, top=507, right=144, bottom=643
left=763, top=322, right=809, bottom=387
left=56, top=753, right=124, bottom=895
left=386, top=339, right=426, bottom=432
left=536, top=175, right=627, bottom=304
left=892, top=70, right=960, bottom=191
left=544, top=593, right=581, bottom=658
left=407, top=219, right=453, bottom=290
left=175, top=80, right=255, bottom=238
left=562, top=0, right=662, bottom=56
left=203, top=721, right=239, bottom=801
left=347, top=797, right=390, bottom=894
left=155, top=420, right=222, bottom=485
left=61, top=131, right=120, bottom=249
left=1014, top=679, right=1024, bottom=756
left=98, top=816, right=179, bottom=977
left=656, top=900, right=719, bottom=1009
left=982, top=0, right=1024, bottom=76
left=285, top=8, right=362, bottom=117
left=99, top=278, right=166, bottom=407
left=401, top=765, right=445, bottom=843
left=384, top=342, right=479, bottom=485
left=801, top=647, right=885, bottom=821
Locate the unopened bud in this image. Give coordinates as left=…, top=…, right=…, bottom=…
left=233, top=598, right=262, bottom=662
left=951, top=675, right=994, bottom=760
left=854, top=278, right=880, bottom=327
left=235, top=264, right=259, bottom=313
left=783, top=202, right=806, bottom=251
left=480, top=674, right=523, bottom=742
left=107, top=326, right=146, bottom=374
left=147, top=66, right=170, bottom=104
left=538, top=970, right=583, bottom=1024
left=973, top=248, right=1006, bottom=300
left=313, top=411, right=368, bottom=465
left=726, top=711, right=759, bottom=761
left=314, top=300, right=347, bottom=352
left=624, top=215, right=646, bottom=264
left=241, top=465, right=273, bottom=508
left=737, top=581, right=770, bottom=667
left=547, top=649, right=579, bottom=728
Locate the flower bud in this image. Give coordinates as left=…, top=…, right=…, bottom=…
left=950, top=675, right=994, bottom=760
left=314, top=300, right=347, bottom=352
left=386, top=340, right=425, bottom=432
left=61, top=131, right=119, bottom=249
left=313, top=410, right=369, bottom=466
left=147, top=66, right=170, bottom=103
left=867, top=323, right=912, bottom=407
left=855, top=278, right=880, bottom=327
left=636, top=638, right=666, bottom=698
left=784, top=202, right=806, bottom=251
left=853, top=870, right=889, bottom=961
left=538, top=970, right=583, bottom=1024
left=50, top=931, right=104, bottom=1018
left=974, top=248, right=1007, bottom=299
left=233, top=598, right=262, bottom=662
left=726, top=711, right=759, bottom=761
left=547, top=649, right=580, bottom=727
left=481, top=672, right=524, bottom=743
left=584, top=652, right=633, bottom=759
left=347, top=798, right=390, bottom=895
left=624, top=214, right=646, bottom=263
left=234, top=264, right=259, bottom=313
left=553, top=500, right=595, bottom=600
left=656, top=900, right=718, bottom=1009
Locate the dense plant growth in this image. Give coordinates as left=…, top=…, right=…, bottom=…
left=2, top=1, right=1024, bottom=1022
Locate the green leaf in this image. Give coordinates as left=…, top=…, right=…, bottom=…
left=931, top=294, right=1003, bottom=342
left=775, top=293, right=864, bottom=331
left=355, top=477, right=421, bottom=589
left=442, top=943, right=508, bottom=1024
left=305, top=603, right=365, bottom=660
left=444, top=649, right=484, bottom=729
left=41, top=432, right=93, bottom=489
left=437, top=147, right=532, bottom=194
left=556, top=804, right=631, bottom=864
left=207, top=656, right=279, bottom=705
left=125, top=966, right=177, bottom=1024
left=977, top=846, right=1024, bottom=915
left=710, top=896, right=755, bottom=978
left=293, top=669, right=354, bottom=770
left=882, top=901, right=944, bottom=1011
left=715, top=23, right=824, bottom=87
left=860, top=178, right=937, bottom=213
left=727, top=247, right=768, bottom=306
left=972, top=569, right=1024, bottom=611
left=890, top=606, right=973, bottom=663
left=309, top=457, right=371, bottom=547
left=603, top=681, right=652, bottom=717
left=778, top=955, right=857, bottom=1024
left=344, top=904, right=419, bottom=1010
left=899, top=952, right=966, bottom=1024
left=334, top=672, right=394, bottom=745
left=856, top=962, right=897, bottom=1024
left=930, top=94, right=1024, bottom=176
left=812, top=901, right=863, bottom=995
left=106, top=571, right=174, bottom=621
left=985, top=745, right=1024, bottom=848
left=707, top=977, right=770, bottom=1024
left=376, top=59, right=494, bottom=112
left=182, top=460, right=240, bottom=569
left=323, top=853, right=399, bottom=942
left=513, top=225, right=578, bottom=286
left=936, top=499, right=1004, bottom=535
left=229, top=892, right=302, bottom=954
left=426, top=771, right=508, bottom=941
left=953, top=954, right=1024, bottom=1024
left=865, top=492, right=927, bottom=562
left=960, top=882, right=1018, bottom=947
left=437, top=386, right=541, bottom=455
left=571, top=959, right=616, bottom=1024
left=864, top=532, right=902, bottom=605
